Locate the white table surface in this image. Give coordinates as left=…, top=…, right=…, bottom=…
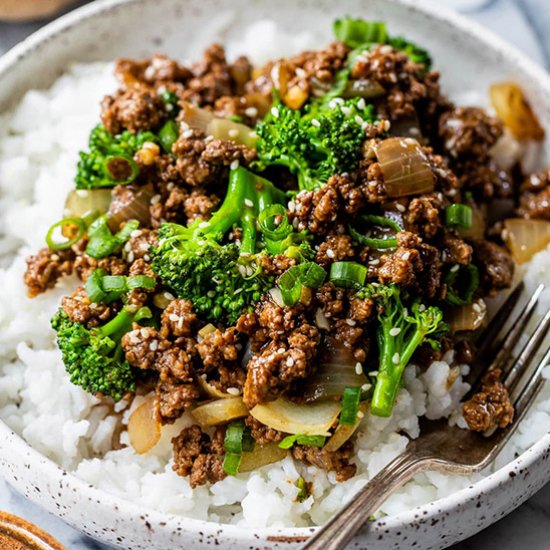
left=0, top=0, right=549, bottom=548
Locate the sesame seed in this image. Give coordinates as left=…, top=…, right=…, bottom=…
left=163, top=292, right=175, bottom=300
left=286, top=357, right=295, bottom=367
left=143, top=254, right=151, bottom=262
left=357, top=410, right=365, bottom=419
left=354, top=115, right=364, bottom=126
left=245, top=107, right=258, bottom=117
left=228, top=129, right=239, bottom=139
left=389, top=327, right=401, bottom=336
left=204, top=135, right=214, bottom=143
left=311, top=118, right=321, bottom=127
left=127, top=251, right=135, bottom=263
left=402, top=251, right=411, bottom=261
left=288, top=200, right=296, bottom=213
left=361, top=383, right=372, bottom=391
left=198, top=221, right=210, bottom=229
left=244, top=198, right=254, bottom=208
left=249, top=131, right=258, bottom=139
left=234, top=288, right=243, bottom=294
left=341, top=106, right=351, bottom=116
left=149, top=340, right=159, bottom=351
left=150, top=194, right=161, bottom=205
left=169, top=314, right=180, bottom=322
left=392, top=353, right=400, bottom=365
left=271, top=106, right=280, bottom=118
left=472, top=302, right=482, bottom=313
left=355, top=362, right=363, bottom=375
left=182, top=129, right=194, bottom=139
left=369, top=258, right=380, bottom=266
left=230, top=159, right=240, bottom=170
left=277, top=348, right=285, bottom=354
left=207, top=290, right=216, bottom=298
left=226, top=387, right=240, bottom=396
left=295, top=68, right=307, bottom=78
left=326, top=248, right=335, bottom=259
left=395, top=203, right=406, bottom=212
left=450, top=264, right=460, bottom=273
left=346, top=319, right=356, bottom=326
left=357, top=98, right=366, bottom=110
left=76, top=190, right=89, bottom=198
left=418, top=304, right=426, bottom=312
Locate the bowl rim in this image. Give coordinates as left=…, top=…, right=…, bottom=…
left=1, top=0, right=550, bottom=542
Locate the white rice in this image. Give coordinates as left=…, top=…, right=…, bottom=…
left=0, top=25, right=550, bottom=528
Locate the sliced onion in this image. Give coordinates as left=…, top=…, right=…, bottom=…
left=64, top=189, right=112, bottom=219
left=197, top=375, right=236, bottom=399
left=181, top=102, right=257, bottom=148
left=302, top=347, right=368, bottom=402
left=198, top=323, right=217, bottom=339
left=459, top=201, right=486, bottom=240
left=239, top=442, right=288, bottom=472
left=128, top=395, right=161, bottom=455
left=284, top=85, right=309, bottom=110
left=244, top=92, right=271, bottom=118
left=489, top=82, right=544, bottom=141
left=375, top=137, right=435, bottom=198
left=107, top=183, right=154, bottom=231
left=324, top=402, right=367, bottom=452
left=504, top=218, right=550, bottom=263
left=191, top=397, right=249, bottom=428
left=270, top=61, right=290, bottom=97
left=250, top=398, right=341, bottom=436
left=447, top=299, right=487, bottom=332
left=344, top=79, right=385, bottom=99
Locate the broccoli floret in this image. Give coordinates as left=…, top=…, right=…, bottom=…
left=51, top=306, right=151, bottom=401
left=255, top=97, right=374, bottom=191
left=333, top=17, right=432, bottom=71
left=76, top=125, right=159, bottom=189
left=152, top=166, right=290, bottom=324
left=359, top=284, right=447, bottom=417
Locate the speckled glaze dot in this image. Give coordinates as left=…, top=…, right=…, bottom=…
left=0, top=0, right=550, bottom=548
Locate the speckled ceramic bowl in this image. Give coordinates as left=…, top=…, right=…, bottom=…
left=1, top=0, right=550, bottom=548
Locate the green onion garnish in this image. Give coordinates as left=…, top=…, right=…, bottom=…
left=45, top=217, right=87, bottom=251
left=158, top=120, right=179, bottom=154
left=340, top=386, right=362, bottom=426
left=258, top=204, right=292, bottom=241
left=278, top=262, right=326, bottom=306
left=348, top=214, right=401, bottom=250
left=103, top=154, right=139, bottom=185
left=329, top=262, right=368, bottom=289
left=278, top=434, right=326, bottom=450
left=86, top=215, right=139, bottom=259
left=84, top=269, right=155, bottom=304
left=445, top=204, right=473, bottom=229
left=445, top=264, right=479, bottom=306
left=222, top=421, right=254, bottom=476
left=333, top=18, right=388, bottom=48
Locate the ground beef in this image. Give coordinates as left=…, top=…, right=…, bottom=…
left=73, top=252, right=128, bottom=282
left=183, top=190, right=221, bottom=223
left=126, top=258, right=157, bottom=307
left=315, top=234, right=356, bottom=267
left=315, top=283, right=346, bottom=320
left=438, top=107, right=502, bottom=160
left=518, top=169, right=550, bottom=219
left=149, top=182, right=187, bottom=227
left=125, top=229, right=158, bottom=262
left=462, top=369, right=514, bottom=432
left=24, top=247, right=75, bottom=298
left=197, top=327, right=241, bottom=372
left=442, top=233, right=472, bottom=265
left=457, top=159, right=514, bottom=200
left=61, top=287, right=112, bottom=328
left=114, top=54, right=192, bottom=87
left=157, top=379, right=200, bottom=423
left=101, top=86, right=166, bottom=134
left=404, top=193, right=444, bottom=239
left=245, top=416, right=285, bottom=445
left=172, top=425, right=226, bottom=487
left=292, top=440, right=357, bottom=482
left=172, top=129, right=256, bottom=187
left=243, top=323, right=320, bottom=408
left=256, top=253, right=297, bottom=277
left=160, top=299, right=198, bottom=338
left=472, top=240, right=514, bottom=293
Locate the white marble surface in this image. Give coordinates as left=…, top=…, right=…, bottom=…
left=0, top=1, right=549, bottom=549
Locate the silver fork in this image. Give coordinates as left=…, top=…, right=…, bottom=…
left=303, top=282, right=550, bottom=550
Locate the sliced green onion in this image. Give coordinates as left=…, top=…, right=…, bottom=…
left=86, top=216, right=139, bottom=259
left=158, top=120, right=179, bottom=154
left=445, top=264, right=479, bottom=306
left=223, top=421, right=254, bottom=476
left=278, top=262, right=326, bottom=307
left=340, top=387, right=362, bottom=426
left=127, top=275, right=156, bottom=290
left=222, top=452, right=242, bottom=476
left=101, top=275, right=127, bottom=292
left=103, top=154, right=139, bottom=185
left=348, top=214, right=401, bottom=250
left=45, top=217, right=87, bottom=251
left=278, top=434, right=326, bottom=450
left=445, top=204, right=473, bottom=229
left=258, top=204, right=292, bottom=241
left=84, top=269, right=109, bottom=303
left=296, top=477, right=310, bottom=503
left=333, top=18, right=388, bottom=48
left=329, top=262, right=368, bottom=289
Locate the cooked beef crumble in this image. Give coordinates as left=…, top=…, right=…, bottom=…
left=26, top=18, right=548, bottom=489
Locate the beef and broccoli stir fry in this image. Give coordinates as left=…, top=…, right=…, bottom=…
left=24, top=18, right=549, bottom=486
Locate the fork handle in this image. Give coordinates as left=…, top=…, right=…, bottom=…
left=303, top=451, right=434, bottom=550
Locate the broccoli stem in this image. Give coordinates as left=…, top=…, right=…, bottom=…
left=99, top=309, right=134, bottom=340
left=371, top=328, right=424, bottom=417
